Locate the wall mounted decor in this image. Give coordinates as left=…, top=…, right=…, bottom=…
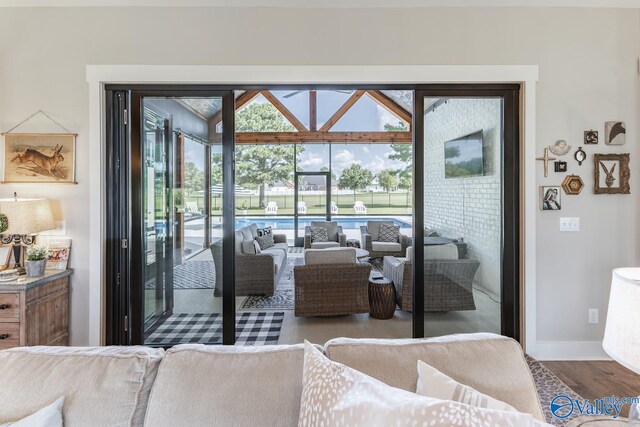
left=549, top=140, right=571, bottom=156
left=1, top=111, right=77, bottom=184
left=584, top=130, right=599, bottom=145
left=562, top=174, right=584, bottom=195
left=594, top=153, right=630, bottom=194
left=574, top=147, right=587, bottom=165
left=536, top=147, right=556, bottom=178
left=604, top=121, right=626, bottom=145
left=554, top=161, right=567, bottom=173
left=540, top=186, right=562, bottom=210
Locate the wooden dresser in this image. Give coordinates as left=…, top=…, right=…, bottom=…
left=0, top=270, right=71, bottom=349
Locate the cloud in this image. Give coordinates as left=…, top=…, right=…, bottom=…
left=297, top=153, right=326, bottom=170
left=334, top=149, right=356, bottom=164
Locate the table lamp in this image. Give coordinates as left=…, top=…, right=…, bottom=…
left=0, top=195, right=55, bottom=273
left=603, top=268, right=640, bottom=423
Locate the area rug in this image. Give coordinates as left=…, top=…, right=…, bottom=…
left=527, top=355, right=584, bottom=426
left=145, top=312, right=284, bottom=346
left=145, top=261, right=215, bottom=290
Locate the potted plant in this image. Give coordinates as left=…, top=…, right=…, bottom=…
left=237, top=201, right=248, bottom=216
left=25, top=245, right=48, bottom=277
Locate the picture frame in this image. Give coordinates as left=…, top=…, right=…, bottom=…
left=594, top=153, right=630, bottom=194
left=2, top=133, right=76, bottom=183
left=45, top=237, right=71, bottom=270
left=604, top=121, right=626, bottom=146
left=0, top=246, right=11, bottom=270
left=584, top=130, right=598, bottom=145
left=540, top=186, right=562, bottom=210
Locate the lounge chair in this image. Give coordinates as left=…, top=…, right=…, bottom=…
left=265, top=201, right=278, bottom=215
left=360, top=220, right=408, bottom=258
left=297, top=201, right=307, bottom=215
left=354, top=201, right=367, bottom=215
left=330, top=201, right=339, bottom=215
left=304, top=221, right=347, bottom=249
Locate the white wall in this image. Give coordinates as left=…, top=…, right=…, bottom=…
left=0, top=7, right=638, bottom=356
left=424, top=98, right=502, bottom=297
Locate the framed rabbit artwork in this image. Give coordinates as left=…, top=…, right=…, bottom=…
left=2, top=133, right=76, bottom=183
left=593, top=153, right=630, bottom=195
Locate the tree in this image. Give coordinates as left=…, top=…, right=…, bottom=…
left=184, top=162, right=204, bottom=195
left=378, top=169, right=399, bottom=192
left=234, top=102, right=300, bottom=207
left=211, top=152, right=222, bottom=184
left=320, top=166, right=337, bottom=183
left=338, top=164, right=373, bottom=196
left=385, top=121, right=413, bottom=190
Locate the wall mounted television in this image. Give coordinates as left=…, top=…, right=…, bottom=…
left=444, top=130, right=484, bottom=179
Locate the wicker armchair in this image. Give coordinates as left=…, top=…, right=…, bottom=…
left=304, top=221, right=347, bottom=249
left=360, top=221, right=408, bottom=258
left=383, top=254, right=479, bottom=312
left=294, top=249, right=371, bottom=317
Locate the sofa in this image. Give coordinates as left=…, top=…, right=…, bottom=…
left=360, top=220, right=409, bottom=258
left=303, top=221, right=347, bottom=249
left=294, top=248, right=371, bottom=317
left=211, top=223, right=288, bottom=296
left=0, top=333, right=545, bottom=427
left=384, top=245, right=480, bottom=312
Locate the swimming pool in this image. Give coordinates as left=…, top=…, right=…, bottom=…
left=235, top=216, right=412, bottom=230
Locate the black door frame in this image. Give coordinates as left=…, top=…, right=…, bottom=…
left=105, top=83, right=521, bottom=346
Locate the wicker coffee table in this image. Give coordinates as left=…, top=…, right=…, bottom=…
left=368, top=276, right=396, bottom=319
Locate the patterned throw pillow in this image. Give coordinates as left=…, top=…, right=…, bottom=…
left=255, top=234, right=275, bottom=250
left=310, top=226, right=329, bottom=243
left=298, top=341, right=548, bottom=427
left=378, top=223, right=400, bottom=242
left=257, top=226, right=273, bottom=237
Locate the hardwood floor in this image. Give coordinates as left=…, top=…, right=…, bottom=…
left=543, top=361, right=640, bottom=418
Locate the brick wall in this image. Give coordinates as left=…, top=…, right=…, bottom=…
left=424, top=98, right=502, bottom=297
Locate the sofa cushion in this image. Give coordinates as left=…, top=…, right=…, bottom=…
left=240, top=227, right=253, bottom=241
left=367, top=220, right=394, bottom=241
left=262, top=248, right=285, bottom=273
left=0, top=346, right=164, bottom=427
left=241, top=239, right=256, bottom=254
left=310, top=241, right=340, bottom=249
left=309, top=226, right=329, bottom=243
left=425, top=243, right=459, bottom=260
left=323, top=333, right=545, bottom=421
left=145, top=344, right=320, bottom=427
left=272, top=242, right=289, bottom=252
left=310, top=221, right=338, bottom=241
left=304, top=248, right=356, bottom=265
left=371, top=241, right=402, bottom=252
left=378, top=223, right=400, bottom=242
left=255, top=234, right=275, bottom=250
left=234, top=231, right=244, bottom=254
left=248, top=223, right=259, bottom=239
left=0, top=396, right=65, bottom=427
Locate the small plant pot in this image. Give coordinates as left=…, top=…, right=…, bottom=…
left=25, top=259, right=46, bottom=277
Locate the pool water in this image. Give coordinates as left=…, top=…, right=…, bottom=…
left=235, top=216, right=412, bottom=230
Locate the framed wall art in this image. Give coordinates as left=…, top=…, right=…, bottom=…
left=604, top=121, right=626, bottom=146
left=540, top=186, right=562, bottom=211
left=2, top=133, right=76, bottom=183
left=594, top=153, right=630, bottom=194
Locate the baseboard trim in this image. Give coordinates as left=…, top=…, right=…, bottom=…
left=528, top=340, right=611, bottom=361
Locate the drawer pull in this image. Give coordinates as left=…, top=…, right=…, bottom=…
left=0, top=334, right=9, bottom=340
left=0, top=304, right=9, bottom=310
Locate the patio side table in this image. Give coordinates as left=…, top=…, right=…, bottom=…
left=368, top=276, right=396, bottom=319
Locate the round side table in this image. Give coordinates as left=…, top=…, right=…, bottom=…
left=368, top=277, right=396, bottom=319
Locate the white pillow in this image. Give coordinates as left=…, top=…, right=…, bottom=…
left=416, top=360, right=518, bottom=412
left=299, top=341, right=550, bottom=427
left=0, top=397, right=64, bottom=427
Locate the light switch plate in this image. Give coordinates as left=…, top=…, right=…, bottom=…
left=559, top=217, right=580, bottom=232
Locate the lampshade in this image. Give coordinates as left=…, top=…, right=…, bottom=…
left=0, top=198, right=55, bottom=235
left=603, top=268, right=640, bottom=375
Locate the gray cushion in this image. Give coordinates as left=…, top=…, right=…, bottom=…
left=378, top=224, right=400, bottom=243
left=241, top=239, right=256, bottom=254
left=304, top=248, right=356, bottom=265
left=248, top=223, right=259, bottom=239
left=310, top=221, right=338, bottom=241
left=425, top=244, right=459, bottom=260
left=372, top=242, right=402, bottom=252
left=310, top=226, right=329, bottom=243
left=234, top=231, right=244, bottom=254
left=310, top=241, right=341, bottom=249
left=240, top=227, right=253, bottom=241
left=367, top=221, right=394, bottom=241
left=255, top=235, right=275, bottom=250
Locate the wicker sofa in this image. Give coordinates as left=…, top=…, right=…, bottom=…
left=360, top=220, right=409, bottom=258
left=304, top=221, right=347, bottom=249
left=383, top=245, right=480, bottom=312
left=211, top=223, right=288, bottom=297
left=294, top=248, right=371, bottom=317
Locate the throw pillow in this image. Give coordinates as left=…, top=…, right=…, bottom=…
left=0, top=397, right=64, bottom=427
left=241, top=239, right=256, bottom=254
left=378, top=223, right=400, bottom=243
left=416, top=360, right=518, bottom=412
left=257, top=226, right=273, bottom=237
left=299, top=341, right=550, bottom=427
left=253, top=240, right=262, bottom=254
left=255, top=234, right=275, bottom=250
left=309, top=226, right=329, bottom=243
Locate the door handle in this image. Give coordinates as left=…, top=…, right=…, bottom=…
left=0, top=304, right=9, bottom=310
left=0, top=334, right=9, bottom=340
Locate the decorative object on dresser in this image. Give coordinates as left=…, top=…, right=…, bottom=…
left=45, top=238, right=71, bottom=270
left=594, top=153, right=630, bottom=194
left=0, top=269, right=71, bottom=348
left=25, top=245, right=47, bottom=277
left=561, top=175, right=585, bottom=195
left=554, top=161, right=567, bottom=173
left=604, top=121, right=626, bottom=145
left=549, top=140, right=571, bottom=156
left=574, top=146, right=587, bottom=165
left=540, top=186, right=561, bottom=210
left=0, top=195, right=55, bottom=273
left=536, top=147, right=556, bottom=178
left=584, top=129, right=598, bottom=145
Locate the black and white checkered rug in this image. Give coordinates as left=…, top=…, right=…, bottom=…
left=145, top=261, right=215, bottom=290
left=145, top=312, right=284, bottom=346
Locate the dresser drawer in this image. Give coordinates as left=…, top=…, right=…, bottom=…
left=0, top=323, right=20, bottom=349
left=0, top=294, right=20, bottom=322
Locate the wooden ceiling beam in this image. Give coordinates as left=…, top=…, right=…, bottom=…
left=260, top=90, right=308, bottom=132
left=319, top=90, right=366, bottom=132
left=309, top=90, right=317, bottom=132
left=210, top=90, right=260, bottom=127
left=365, top=90, right=412, bottom=127
left=235, top=131, right=412, bottom=144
